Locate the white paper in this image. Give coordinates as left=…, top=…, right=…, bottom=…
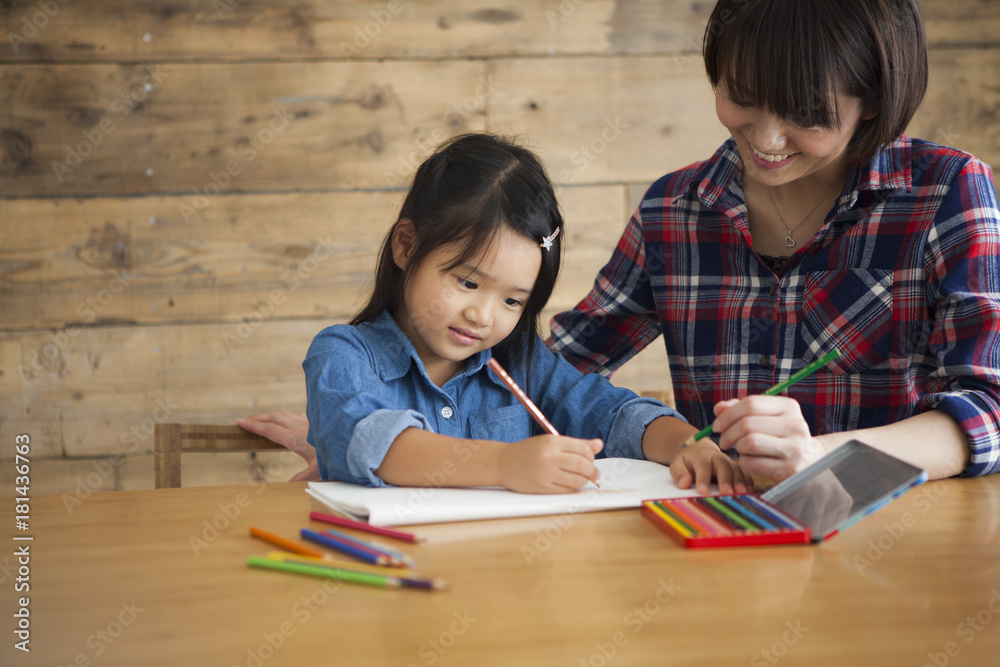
left=305, top=458, right=704, bottom=526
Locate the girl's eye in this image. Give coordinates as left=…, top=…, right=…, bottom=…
left=504, top=297, right=523, bottom=308
left=458, top=277, right=477, bottom=289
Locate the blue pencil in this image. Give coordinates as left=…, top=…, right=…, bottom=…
left=323, top=528, right=415, bottom=567
left=300, top=529, right=391, bottom=566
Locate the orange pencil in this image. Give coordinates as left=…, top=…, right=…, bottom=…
left=487, top=357, right=600, bottom=489
left=487, top=358, right=559, bottom=435
left=249, top=526, right=326, bottom=559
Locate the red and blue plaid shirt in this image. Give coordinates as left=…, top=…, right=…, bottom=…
left=550, top=136, right=1000, bottom=477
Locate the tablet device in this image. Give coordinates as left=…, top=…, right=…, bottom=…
left=760, top=439, right=928, bottom=542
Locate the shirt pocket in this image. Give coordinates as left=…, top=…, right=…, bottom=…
left=469, top=404, right=533, bottom=442
left=801, top=269, right=893, bottom=374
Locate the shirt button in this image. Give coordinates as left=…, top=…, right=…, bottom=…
left=769, top=283, right=778, bottom=297
left=760, top=355, right=771, bottom=368
left=441, top=406, right=454, bottom=419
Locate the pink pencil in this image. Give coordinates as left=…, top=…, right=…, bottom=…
left=309, top=511, right=425, bottom=544
left=487, top=358, right=559, bottom=435
left=487, top=357, right=601, bottom=489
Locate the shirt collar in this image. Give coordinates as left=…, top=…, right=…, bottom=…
left=364, top=310, right=493, bottom=384
left=689, top=136, right=913, bottom=212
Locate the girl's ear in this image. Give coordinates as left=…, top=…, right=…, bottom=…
left=391, top=218, right=417, bottom=269
left=861, top=101, right=880, bottom=121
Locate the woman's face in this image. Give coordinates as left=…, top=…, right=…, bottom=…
left=715, top=80, right=872, bottom=189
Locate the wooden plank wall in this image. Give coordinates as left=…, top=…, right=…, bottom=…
left=1, top=1, right=998, bottom=494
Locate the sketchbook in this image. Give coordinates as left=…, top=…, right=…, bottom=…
left=305, top=458, right=703, bottom=527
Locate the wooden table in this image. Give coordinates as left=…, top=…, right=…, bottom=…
left=5, top=476, right=1000, bottom=666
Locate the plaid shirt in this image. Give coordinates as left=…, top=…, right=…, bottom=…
left=550, top=136, right=1000, bottom=477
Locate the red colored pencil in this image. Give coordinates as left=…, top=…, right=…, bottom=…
left=309, top=511, right=425, bottom=544
left=487, top=358, right=559, bottom=435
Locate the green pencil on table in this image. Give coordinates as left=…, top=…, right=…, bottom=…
left=682, top=348, right=841, bottom=447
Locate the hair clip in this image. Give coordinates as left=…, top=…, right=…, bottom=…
left=540, top=227, right=560, bottom=251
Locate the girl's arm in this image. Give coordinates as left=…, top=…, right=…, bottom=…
left=375, top=428, right=603, bottom=493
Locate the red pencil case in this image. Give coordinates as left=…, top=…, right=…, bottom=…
left=641, top=495, right=812, bottom=548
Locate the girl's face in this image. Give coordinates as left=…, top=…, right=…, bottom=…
left=394, top=223, right=541, bottom=386
left=714, top=81, right=872, bottom=189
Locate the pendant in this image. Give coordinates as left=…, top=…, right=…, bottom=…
left=784, top=231, right=796, bottom=248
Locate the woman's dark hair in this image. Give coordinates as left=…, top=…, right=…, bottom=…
left=352, top=133, right=564, bottom=370
left=703, top=0, right=928, bottom=165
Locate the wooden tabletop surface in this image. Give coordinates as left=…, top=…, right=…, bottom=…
left=5, top=475, right=1000, bottom=666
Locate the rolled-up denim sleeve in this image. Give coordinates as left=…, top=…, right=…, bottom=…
left=304, top=326, right=430, bottom=487
left=344, top=409, right=429, bottom=487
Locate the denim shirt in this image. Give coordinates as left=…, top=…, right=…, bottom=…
left=303, top=311, right=685, bottom=486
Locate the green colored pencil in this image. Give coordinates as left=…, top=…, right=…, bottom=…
left=247, top=555, right=400, bottom=588
left=683, top=348, right=841, bottom=446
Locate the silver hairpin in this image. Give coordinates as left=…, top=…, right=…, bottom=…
left=540, top=227, right=560, bottom=251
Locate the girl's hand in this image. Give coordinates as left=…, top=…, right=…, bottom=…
left=237, top=412, right=320, bottom=482
left=712, top=396, right=827, bottom=483
left=670, top=438, right=753, bottom=495
left=499, top=435, right=603, bottom=494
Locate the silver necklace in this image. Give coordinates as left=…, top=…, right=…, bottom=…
left=767, top=183, right=838, bottom=248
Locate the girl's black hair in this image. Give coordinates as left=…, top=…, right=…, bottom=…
left=352, top=133, right=564, bottom=371
left=703, top=0, right=928, bottom=165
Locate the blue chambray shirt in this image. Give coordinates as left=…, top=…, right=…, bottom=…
left=303, top=310, right=685, bottom=486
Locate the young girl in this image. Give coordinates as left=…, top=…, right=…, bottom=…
left=302, top=133, right=750, bottom=493
left=550, top=0, right=1000, bottom=482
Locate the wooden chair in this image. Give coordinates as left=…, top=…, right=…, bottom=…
left=154, top=423, right=286, bottom=488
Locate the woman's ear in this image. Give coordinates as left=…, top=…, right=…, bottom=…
left=391, top=218, right=417, bottom=269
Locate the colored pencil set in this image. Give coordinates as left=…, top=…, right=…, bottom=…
left=642, top=495, right=811, bottom=548
left=247, top=514, right=448, bottom=591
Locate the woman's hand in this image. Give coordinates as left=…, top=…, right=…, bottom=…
left=498, top=435, right=603, bottom=494
left=669, top=438, right=753, bottom=495
left=712, top=396, right=827, bottom=483
left=237, top=412, right=320, bottom=482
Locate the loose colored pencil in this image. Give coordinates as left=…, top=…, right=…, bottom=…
left=300, top=528, right=392, bottom=566
left=683, top=348, right=841, bottom=446
left=249, top=526, right=326, bottom=559
left=247, top=555, right=399, bottom=589
left=309, top=511, right=425, bottom=544
left=267, top=553, right=449, bottom=591
left=265, top=551, right=410, bottom=576
left=323, top=528, right=416, bottom=567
